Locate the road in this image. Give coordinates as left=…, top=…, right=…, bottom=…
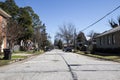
left=0, top=49, right=120, bottom=80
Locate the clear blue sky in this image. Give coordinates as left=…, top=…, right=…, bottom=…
left=1, top=0, right=120, bottom=42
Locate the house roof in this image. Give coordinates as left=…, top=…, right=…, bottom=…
left=96, top=26, right=120, bottom=38
left=0, top=8, right=11, bottom=18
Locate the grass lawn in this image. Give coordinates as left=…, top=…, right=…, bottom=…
left=13, top=50, right=44, bottom=54
left=0, top=55, right=27, bottom=67
left=0, top=50, right=44, bottom=66
left=0, top=60, right=10, bottom=66
left=12, top=55, right=28, bottom=59
left=76, top=51, right=120, bottom=63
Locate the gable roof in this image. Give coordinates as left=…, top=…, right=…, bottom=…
left=96, top=26, right=120, bottom=38
left=0, top=8, right=11, bottom=18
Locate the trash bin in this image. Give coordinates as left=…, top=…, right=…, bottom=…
left=3, top=49, right=12, bottom=60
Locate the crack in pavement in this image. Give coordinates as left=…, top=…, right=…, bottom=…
left=0, top=70, right=69, bottom=73
left=60, top=54, right=78, bottom=80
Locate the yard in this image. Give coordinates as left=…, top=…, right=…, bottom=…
left=76, top=51, right=120, bottom=63
left=0, top=50, right=44, bottom=66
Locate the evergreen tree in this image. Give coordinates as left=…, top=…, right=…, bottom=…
left=24, top=6, right=41, bottom=28
left=2, top=0, right=19, bottom=19
left=57, top=39, right=63, bottom=49
left=17, top=7, right=33, bottom=40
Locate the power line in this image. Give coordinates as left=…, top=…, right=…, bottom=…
left=81, top=5, right=120, bottom=32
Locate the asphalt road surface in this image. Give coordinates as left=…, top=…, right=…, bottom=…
left=0, top=49, right=120, bottom=80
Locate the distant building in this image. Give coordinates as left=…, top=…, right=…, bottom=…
left=0, top=8, right=11, bottom=52
left=95, top=26, right=120, bottom=53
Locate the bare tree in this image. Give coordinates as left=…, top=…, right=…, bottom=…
left=33, top=26, right=41, bottom=49
left=56, top=23, right=76, bottom=45
left=109, top=19, right=118, bottom=28
left=117, top=16, right=120, bottom=26
left=108, top=16, right=120, bottom=28
left=7, top=19, right=24, bottom=50
left=87, top=30, right=100, bottom=45
left=87, top=30, right=95, bottom=40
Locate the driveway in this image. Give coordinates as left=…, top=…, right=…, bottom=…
left=0, top=49, right=120, bottom=80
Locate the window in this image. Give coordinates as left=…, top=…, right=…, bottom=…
left=99, top=37, right=102, bottom=45
left=107, top=35, right=110, bottom=45
left=112, top=34, right=115, bottom=45
left=102, top=36, right=105, bottom=45
left=2, top=19, right=7, bottom=28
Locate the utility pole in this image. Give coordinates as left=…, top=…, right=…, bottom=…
left=74, top=29, right=76, bottom=52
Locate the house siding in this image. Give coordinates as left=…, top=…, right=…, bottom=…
left=0, top=9, right=10, bottom=52
left=115, top=31, right=120, bottom=46
left=96, top=31, right=120, bottom=49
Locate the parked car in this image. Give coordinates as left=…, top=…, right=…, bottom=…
left=63, top=46, right=72, bottom=52
left=80, top=45, right=87, bottom=51
left=45, top=46, right=51, bottom=51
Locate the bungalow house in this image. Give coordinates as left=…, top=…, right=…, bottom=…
left=0, top=8, right=11, bottom=52
left=95, top=26, right=120, bottom=53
